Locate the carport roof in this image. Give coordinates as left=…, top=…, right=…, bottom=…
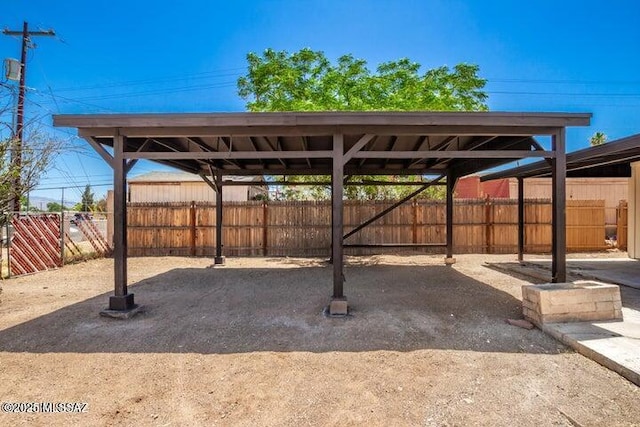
left=53, top=111, right=591, bottom=178
left=481, top=133, right=640, bottom=181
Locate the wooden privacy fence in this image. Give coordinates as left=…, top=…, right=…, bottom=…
left=617, top=200, right=628, bottom=250
left=126, top=199, right=607, bottom=257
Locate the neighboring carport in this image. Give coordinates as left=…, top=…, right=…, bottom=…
left=53, top=112, right=590, bottom=316
left=482, top=133, right=640, bottom=261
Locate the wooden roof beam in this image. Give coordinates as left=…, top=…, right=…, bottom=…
left=419, top=135, right=500, bottom=171
left=77, top=125, right=564, bottom=138
left=248, top=136, right=265, bottom=167
left=264, top=136, right=288, bottom=168
left=54, top=111, right=592, bottom=129
left=383, top=136, right=398, bottom=168
left=84, top=136, right=114, bottom=169
left=210, top=136, right=242, bottom=170
left=125, top=138, right=153, bottom=174
left=343, top=134, right=376, bottom=169
left=300, top=136, right=312, bottom=168
left=404, top=135, right=430, bottom=168
left=182, top=137, right=233, bottom=170
left=126, top=150, right=334, bottom=160
left=408, top=135, right=457, bottom=168
left=350, top=150, right=552, bottom=159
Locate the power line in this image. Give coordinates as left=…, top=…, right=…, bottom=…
left=38, top=174, right=114, bottom=183
left=32, top=89, right=117, bottom=112
left=73, top=81, right=237, bottom=102
left=487, top=77, right=640, bottom=85
left=52, top=68, right=244, bottom=92
left=32, top=52, right=61, bottom=112
left=34, top=182, right=112, bottom=191
left=2, top=21, right=56, bottom=211
left=486, top=90, right=640, bottom=98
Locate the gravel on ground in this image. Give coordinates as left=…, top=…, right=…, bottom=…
left=0, top=254, right=638, bottom=426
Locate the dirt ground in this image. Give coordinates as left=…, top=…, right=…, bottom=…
left=0, top=254, right=638, bottom=426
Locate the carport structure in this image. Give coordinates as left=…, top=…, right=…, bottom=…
left=53, top=112, right=590, bottom=315
left=482, top=133, right=640, bottom=260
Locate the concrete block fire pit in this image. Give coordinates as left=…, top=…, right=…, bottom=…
left=522, top=281, right=622, bottom=326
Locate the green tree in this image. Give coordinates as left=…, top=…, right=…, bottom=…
left=1, top=85, right=63, bottom=215
left=80, top=185, right=95, bottom=212
left=95, top=196, right=108, bottom=212
left=237, top=48, right=487, bottom=200
left=272, top=175, right=446, bottom=201
left=0, top=135, right=60, bottom=213
left=590, top=131, right=607, bottom=146
left=46, top=202, right=64, bottom=212
left=238, top=48, right=487, bottom=112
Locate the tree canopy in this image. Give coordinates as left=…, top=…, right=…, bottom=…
left=237, top=48, right=488, bottom=200
left=80, top=185, right=95, bottom=212
left=238, top=48, right=488, bottom=112
left=590, top=131, right=607, bottom=146
left=0, top=135, right=59, bottom=213
left=47, top=201, right=65, bottom=212
left=1, top=85, right=62, bottom=214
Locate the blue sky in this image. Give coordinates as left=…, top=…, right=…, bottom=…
left=2, top=0, right=640, bottom=204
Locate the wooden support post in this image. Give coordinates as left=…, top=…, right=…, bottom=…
left=551, top=128, right=567, bottom=282
left=189, top=201, right=197, bottom=256
left=214, top=171, right=225, bottom=265
left=329, top=133, right=347, bottom=315
left=445, top=169, right=456, bottom=265
left=517, top=177, right=525, bottom=262
left=107, top=131, right=136, bottom=312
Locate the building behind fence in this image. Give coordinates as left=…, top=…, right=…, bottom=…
left=121, top=199, right=609, bottom=257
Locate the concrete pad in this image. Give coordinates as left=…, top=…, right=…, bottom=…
left=327, top=298, right=349, bottom=317
left=486, top=258, right=640, bottom=386
left=99, top=305, right=143, bottom=320
left=528, top=258, right=640, bottom=290
left=541, top=319, right=640, bottom=386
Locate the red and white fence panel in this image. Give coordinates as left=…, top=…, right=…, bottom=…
left=9, top=214, right=63, bottom=276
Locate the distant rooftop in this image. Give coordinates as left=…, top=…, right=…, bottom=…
left=129, top=171, right=261, bottom=183
left=481, top=133, right=640, bottom=180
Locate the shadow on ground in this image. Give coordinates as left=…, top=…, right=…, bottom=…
left=0, top=263, right=564, bottom=355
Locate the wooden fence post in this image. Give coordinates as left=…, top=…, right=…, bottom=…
left=617, top=200, right=628, bottom=250
left=189, top=201, right=196, bottom=256
left=412, top=199, right=418, bottom=246
left=485, top=196, right=492, bottom=254
left=263, top=202, right=269, bottom=256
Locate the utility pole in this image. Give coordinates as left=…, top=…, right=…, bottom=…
left=2, top=22, right=55, bottom=212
